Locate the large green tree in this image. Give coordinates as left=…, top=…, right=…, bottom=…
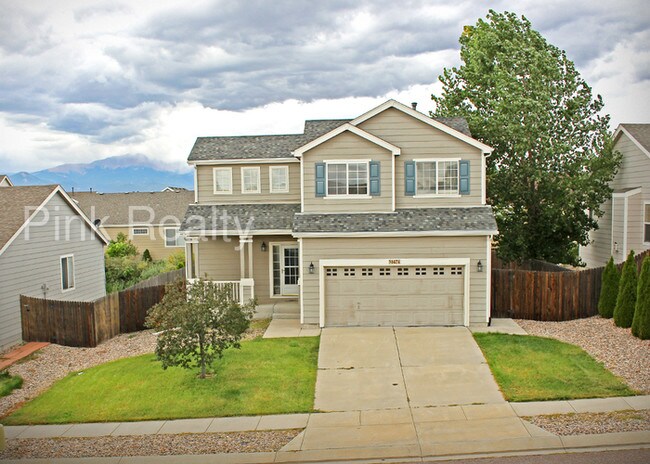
left=432, top=10, right=620, bottom=265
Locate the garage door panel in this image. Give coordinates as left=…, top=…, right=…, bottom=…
left=324, top=265, right=465, bottom=327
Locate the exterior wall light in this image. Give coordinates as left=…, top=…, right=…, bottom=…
left=309, top=262, right=315, bottom=274
left=477, top=260, right=483, bottom=273
left=261, top=241, right=267, bottom=252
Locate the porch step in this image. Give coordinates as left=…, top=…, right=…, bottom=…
left=272, top=300, right=300, bottom=320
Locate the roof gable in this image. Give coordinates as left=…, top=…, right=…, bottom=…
left=614, top=124, right=650, bottom=160
left=350, top=99, right=493, bottom=154
left=0, top=185, right=108, bottom=257
left=0, top=175, right=13, bottom=187
left=292, top=123, right=400, bottom=158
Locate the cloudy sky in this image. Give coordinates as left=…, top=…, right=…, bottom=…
left=1, top=0, right=648, bottom=173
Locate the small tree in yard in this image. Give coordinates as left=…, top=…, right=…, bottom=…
left=631, top=256, right=650, bottom=339
left=598, top=257, right=620, bottom=318
left=614, top=251, right=637, bottom=328
left=146, top=279, right=255, bottom=378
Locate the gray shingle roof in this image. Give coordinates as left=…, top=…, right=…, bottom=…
left=71, top=190, right=195, bottom=225
left=292, top=207, right=497, bottom=234
left=181, top=204, right=300, bottom=233
left=188, top=114, right=472, bottom=162
left=0, top=185, right=58, bottom=249
left=621, top=123, right=650, bottom=154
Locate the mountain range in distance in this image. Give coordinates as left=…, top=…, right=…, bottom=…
left=9, top=154, right=194, bottom=193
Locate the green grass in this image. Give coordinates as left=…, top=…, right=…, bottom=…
left=2, top=336, right=319, bottom=425
left=473, top=333, right=635, bottom=402
left=0, top=371, right=23, bottom=397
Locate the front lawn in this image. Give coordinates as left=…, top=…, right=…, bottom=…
left=2, top=336, right=319, bottom=425
left=473, top=333, right=635, bottom=402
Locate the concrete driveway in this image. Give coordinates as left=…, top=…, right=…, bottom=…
left=315, top=326, right=504, bottom=412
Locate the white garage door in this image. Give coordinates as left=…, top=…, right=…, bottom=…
left=324, top=265, right=465, bottom=327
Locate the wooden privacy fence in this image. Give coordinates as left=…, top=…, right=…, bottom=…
left=491, top=250, right=650, bottom=321
left=20, top=271, right=185, bottom=347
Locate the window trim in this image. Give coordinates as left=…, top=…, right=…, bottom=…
left=269, top=166, right=290, bottom=193
left=324, top=160, right=371, bottom=198
left=213, top=167, right=233, bottom=195
left=414, top=158, right=461, bottom=198
left=241, top=166, right=261, bottom=194
left=641, top=201, right=650, bottom=245
left=164, top=227, right=185, bottom=248
left=60, top=254, right=75, bottom=292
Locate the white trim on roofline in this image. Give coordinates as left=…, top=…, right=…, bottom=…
left=292, top=123, right=401, bottom=158
left=183, top=229, right=293, bottom=237
left=293, top=230, right=497, bottom=238
left=0, top=186, right=109, bottom=258
left=350, top=99, right=493, bottom=154
left=189, top=158, right=300, bottom=165
left=612, top=187, right=642, bottom=198
left=614, top=125, right=650, bottom=160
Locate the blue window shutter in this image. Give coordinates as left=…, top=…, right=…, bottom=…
left=459, top=160, right=470, bottom=195
left=315, top=163, right=326, bottom=197
left=405, top=161, right=416, bottom=196
left=369, top=161, right=380, bottom=196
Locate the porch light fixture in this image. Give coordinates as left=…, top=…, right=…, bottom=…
left=477, top=260, right=483, bottom=273
left=309, top=262, right=315, bottom=274
left=261, top=241, right=267, bottom=252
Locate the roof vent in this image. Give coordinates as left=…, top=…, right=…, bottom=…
left=411, top=102, right=418, bottom=110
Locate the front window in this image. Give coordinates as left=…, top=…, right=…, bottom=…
left=61, top=255, right=75, bottom=291
left=643, top=203, right=650, bottom=243
left=213, top=168, right=232, bottom=194
left=165, top=227, right=185, bottom=247
left=327, top=162, right=368, bottom=196
left=416, top=160, right=459, bottom=195
left=241, top=167, right=261, bottom=194
left=270, top=166, right=289, bottom=193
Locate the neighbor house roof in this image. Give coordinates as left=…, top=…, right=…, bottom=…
left=616, top=123, right=650, bottom=159
left=0, top=185, right=109, bottom=256
left=292, top=207, right=498, bottom=236
left=0, top=174, right=13, bottom=186
left=71, top=190, right=195, bottom=226
left=181, top=204, right=301, bottom=234
left=187, top=100, right=480, bottom=162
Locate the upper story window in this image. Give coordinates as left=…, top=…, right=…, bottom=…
left=132, top=227, right=149, bottom=236
left=60, top=255, right=75, bottom=291
left=241, top=167, right=261, bottom=194
left=416, top=160, right=459, bottom=196
left=213, top=167, right=232, bottom=194
left=327, top=161, right=368, bottom=196
left=643, top=203, right=650, bottom=243
left=270, top=166, right=289, bottom=193
left=165, top=227, right=185, bottom=247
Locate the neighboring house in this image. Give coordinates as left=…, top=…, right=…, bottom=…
left=580, top=124, right=650, bottom=268
left=0, top=185, right=108, bottom=350
left=181, top=100, right=497, bottom=328
left=71, top=190, right=195, bottom=260
left=161, top=186, right=189, bottom=192
left=0, top=174, right=13, bottom=187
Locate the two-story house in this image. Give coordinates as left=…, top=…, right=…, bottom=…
left=181, top=100, right=497, bottom=328
left=580, top=124, right=650, bottom=268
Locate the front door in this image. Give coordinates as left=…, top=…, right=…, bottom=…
left=281, top=245, right=300, bottom=295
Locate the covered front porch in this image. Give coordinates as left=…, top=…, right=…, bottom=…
left=185, top=234, right=301, bottom=308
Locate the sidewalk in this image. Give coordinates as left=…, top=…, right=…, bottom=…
left=3, top=396, right=649, bottom=463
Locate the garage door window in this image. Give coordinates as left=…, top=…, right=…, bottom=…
left=450, top=267, right=463, bottom=275
left=432, top=267, right=445, bottom=275
left=379, top=268, right=391, bottom=276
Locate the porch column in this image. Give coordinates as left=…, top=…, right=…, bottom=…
left=247, top=239, right=253, bottom=279
left=239, top=236, right=248, bottom=280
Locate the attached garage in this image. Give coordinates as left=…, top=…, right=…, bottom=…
left=319, top=259, right=470, bottom=327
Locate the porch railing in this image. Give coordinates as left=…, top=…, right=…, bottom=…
left=187, top=279, right=254, bottom=304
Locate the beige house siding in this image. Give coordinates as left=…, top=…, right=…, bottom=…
left=300, top=236, right=489, bottom=326
left=357, top=108, right=485, bottom=208
left=302, top=131, right=394, bottom=213
left=103, top=225, right=184, bottom=261
left=195, top=163, right=300, bottom=204
left=581, top=131, right=650, bottom=267
left=195, top=234, right=296, bottom=305
left=0, top=194, right=106, bottom=350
